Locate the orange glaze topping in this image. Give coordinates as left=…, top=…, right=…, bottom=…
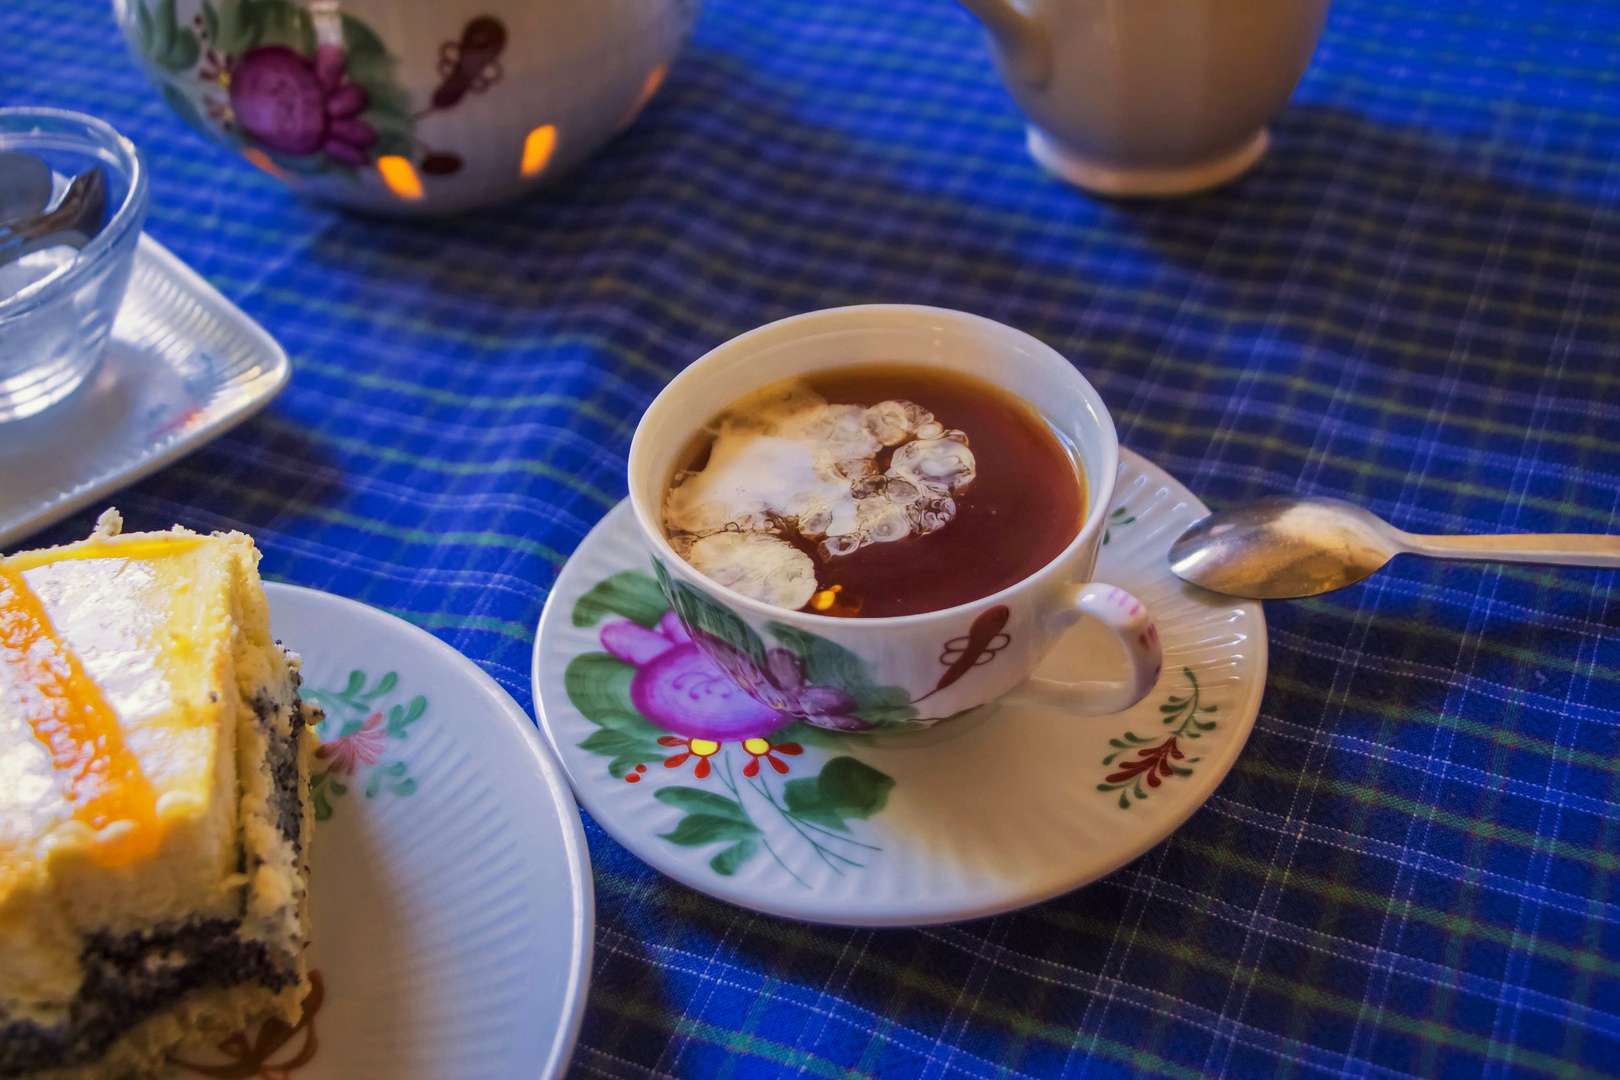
left=0, top=563, right=158, bottom=862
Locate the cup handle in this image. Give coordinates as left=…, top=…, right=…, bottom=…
left=1012, top=583, right=1163, bottom=715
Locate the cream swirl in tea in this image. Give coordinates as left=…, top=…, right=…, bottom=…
left=662, top=380, right=977, bottom=610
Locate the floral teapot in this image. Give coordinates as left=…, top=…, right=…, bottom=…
left=113, top=0, right=699, bottom=214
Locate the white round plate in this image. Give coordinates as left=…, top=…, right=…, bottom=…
left=531, top=449, right=1265, bottom=926
left=168, top=585, right=594, bottom=1080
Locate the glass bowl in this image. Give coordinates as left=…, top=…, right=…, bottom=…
left=0, top=108, right=149, bottom=423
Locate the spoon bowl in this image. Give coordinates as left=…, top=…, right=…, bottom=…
left=0, top=150, right=53, bottom=225
left=0, top=166, right=107, bottom=270
left=1170, top=496, right=1620, bottom=599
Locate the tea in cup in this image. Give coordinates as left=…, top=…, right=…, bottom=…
left=662, top=363, right=1086, bottom=618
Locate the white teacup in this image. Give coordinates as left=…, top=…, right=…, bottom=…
left=958, top=0, right=1332, bottom=196
left=628, top=305, right=1162, bottom=733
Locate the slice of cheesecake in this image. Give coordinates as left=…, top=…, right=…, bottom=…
left=0, top=511, right=318, bottom=1080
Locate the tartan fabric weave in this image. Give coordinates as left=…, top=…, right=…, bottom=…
left=4, top=0, right=1619, bottom=1076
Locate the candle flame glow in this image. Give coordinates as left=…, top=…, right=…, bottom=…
left=521, top=125, right=558, bottom=177
left=377, top=155, right=424, bottom=199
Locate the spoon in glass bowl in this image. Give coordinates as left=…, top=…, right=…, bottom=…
left=0, top=165, right=105, bottom=270
left=1168, top=496, right=1620, bottom=599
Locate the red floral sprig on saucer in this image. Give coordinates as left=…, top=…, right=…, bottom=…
left=1098, top=668, right=1217, bottom=809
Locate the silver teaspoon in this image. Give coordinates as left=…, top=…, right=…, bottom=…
left=1168, top=496, right=1620, bottom=599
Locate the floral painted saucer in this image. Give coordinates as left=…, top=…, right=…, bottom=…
left=531, top=449, right=1266, bottom=926
left=164, top=584, right=593, bottom=1080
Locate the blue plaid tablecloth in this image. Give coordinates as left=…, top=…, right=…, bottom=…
left=5, top=0, right=1619, bottom=1076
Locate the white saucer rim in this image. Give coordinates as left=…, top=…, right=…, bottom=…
left=268, top=581, right=595, bottom=1079
left=531, top=448, right=1266, bottom=926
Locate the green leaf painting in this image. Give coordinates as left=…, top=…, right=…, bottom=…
left=565, top=652, right=668, bottom=779
left=637, top=752, right=892, bottom=880
left=341, top=12, right=412, bottom=130
left=564, top=652, right=639, bottom=724
left=385, top=695, right=427, bottom=737
left=573, top=570, right=670, bottom=629
left=137, top=0, right=200, bottom=71
left=1102, top=504, right=1138, bottom=546
left=781, top=757, right=895, bottom=833
left=213, top=0, right=264, bottom=55
left=655, top=787, right=765, bottom=874
left=709, top=837, right=760, bottom=875
left=245, top=0, right=315, bottom=52
left=656, top=787, right=760, bottom=844
left=305, top=669, right=397, bottom=714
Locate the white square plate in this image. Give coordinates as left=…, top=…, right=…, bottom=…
left=0, top=233, right=289, bottom=548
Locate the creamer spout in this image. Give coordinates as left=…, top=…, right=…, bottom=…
left=956, top=0, right=1050, bottom=87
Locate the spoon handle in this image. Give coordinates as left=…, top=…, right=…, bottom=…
left=1399, top=531, right=1620, bottom=568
